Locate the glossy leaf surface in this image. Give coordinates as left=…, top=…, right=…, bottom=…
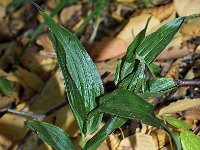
left=161, top=115, right=190, bottom=130
left=97, top=89, right=181, bottom=149
left=84, top=117, right=126, bottom=150
left=181, top=130, right=200, bottom=150
left=26, top=120, right=74, bottom=150
left=40, top=11, right=104, bottom=134
left=140, top=78, right=176, bottom=99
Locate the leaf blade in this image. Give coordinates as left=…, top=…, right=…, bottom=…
left=26, top=120, right=74, bottom=150
left=40, top=11, right=104, bottom=134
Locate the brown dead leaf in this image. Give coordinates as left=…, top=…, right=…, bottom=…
left=165, top=59, right=182, bottom=79
left=0, top=114, right=27, bottom=141
left=60, top=4, right=82, bottom=26
left=117, top=14, right=160, bottom=45
left=174, top=0, right=200, bottom=16
left=181, top=18, right=200, bottom=36
left=87, top=37, right=128, bottom=62
left=15, top=66, right=44, bottom=92
left=29, top=70, right=79, bottom=137
left=118, top=133, right=157, bottom=150
left=96, top=58, right=118, bottom=82
left=0, top=134, right=12, bottom=150
left=182, top=108, right=200, bottom=120
left=36, top=34, right=54, bottom=52
left=159, top=98, right=200, bottom=115
left=151, top=129, right=169, bottom=149
left=20, top=48, right=57, bottom=79
left=137, top=2, right=175, bottom=22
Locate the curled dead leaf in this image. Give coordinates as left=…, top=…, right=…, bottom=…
left=87, top=37, right=128, bottom=62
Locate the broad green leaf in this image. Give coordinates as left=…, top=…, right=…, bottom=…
left=139, top=78, right=176, bottom=99
left=98, top=89, right=164, bottom=127
left=180, top=130, right=200, bottom=150
left=26, top=120, right=74, bottom=150
left=84, top=116, right=126, bottom=150
left=0, top=77, right=13, bottom=95
left=97, top=89, right=181, bottom=150
left=161, top=115, right=191, bottom=130
left=136, top=14, right=200, bottom=64
left=39, top=11, right=104, bottom=134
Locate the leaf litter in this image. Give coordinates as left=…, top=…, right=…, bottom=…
left=0, top=0, right=200, bottom=149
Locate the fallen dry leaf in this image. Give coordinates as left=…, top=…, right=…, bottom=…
left=151, top=129, right=169, bottom=149
left=159, top=98, right=200, bottom=115
left=36, top=34, right=54, bottom=52
left=29, top=70, right=79, bottom=137
left=87, top=37, right=128, bottom=61
left=117, top=14, right=160, bottom=45
left=181, top=18, right=200, bottom=36
left=182, top=108, right=200, bottom=120
left=60, top=4, right=82, bottom=26
left=165, top=59, right=182, bottom=79
left=174, top=0, right=200, bottom=16
left=0, top=134, right=12, bottom=150
left=118, top=133, right=157, bottom=150
left=15, top=66, right=44, bottom=92
left=137, top=2, right=175, bottom=22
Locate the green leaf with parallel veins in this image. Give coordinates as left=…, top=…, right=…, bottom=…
left=139, top=78, right=176, bottom=99
left=84, top=116, right=126, bottom=150
left=161, top=115, right=191, bottom=130
left=136, top=14, right=200, bottom=64
left=39, top=11, right=104, bottom=135
left=97, top=89, right=181, bottom=150
left=26, top=120, right=74, bottom=150
left=180, top=130, right=200, bottom=150
left=0, top=77, right=13, bottom=95
left=115, top=17, right=150, bottom=85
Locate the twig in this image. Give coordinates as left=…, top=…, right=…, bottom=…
left=174, top=79, right=200, bottom=87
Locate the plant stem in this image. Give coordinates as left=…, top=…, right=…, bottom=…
left=81, top=133, right=86, bottom=148
left=174, top=79, right=200, bottom=87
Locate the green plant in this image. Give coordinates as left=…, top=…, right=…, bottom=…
left=25, top=8, right=200, bottom=150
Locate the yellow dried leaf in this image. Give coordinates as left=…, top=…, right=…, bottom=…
left=165, top=59, right=182, bottom=79
left=15, top=66, right=44, bottom=91
left=151, top=129, right=169, bottom=149
left=118, top=133, right=156, bottom=150
left=159, top=98, right=200, bottom=115
left=36, top=34, right=54, bottom=52
left=29, top=70, right=79, bottom=137
left=117, top=14, right=160, bottom=45
left=174, top=0, right=200, bottom=16
left=60, top=4, right=82, bottom=25
left=181, top=18, right=200, bottom=36
left=137, top=2, right=175, bottom=22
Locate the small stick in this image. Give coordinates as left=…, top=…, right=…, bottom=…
left=174, top=79, right=200, bottom=87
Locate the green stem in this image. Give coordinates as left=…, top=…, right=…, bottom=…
left=81, top=133, right=86, bottom=148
